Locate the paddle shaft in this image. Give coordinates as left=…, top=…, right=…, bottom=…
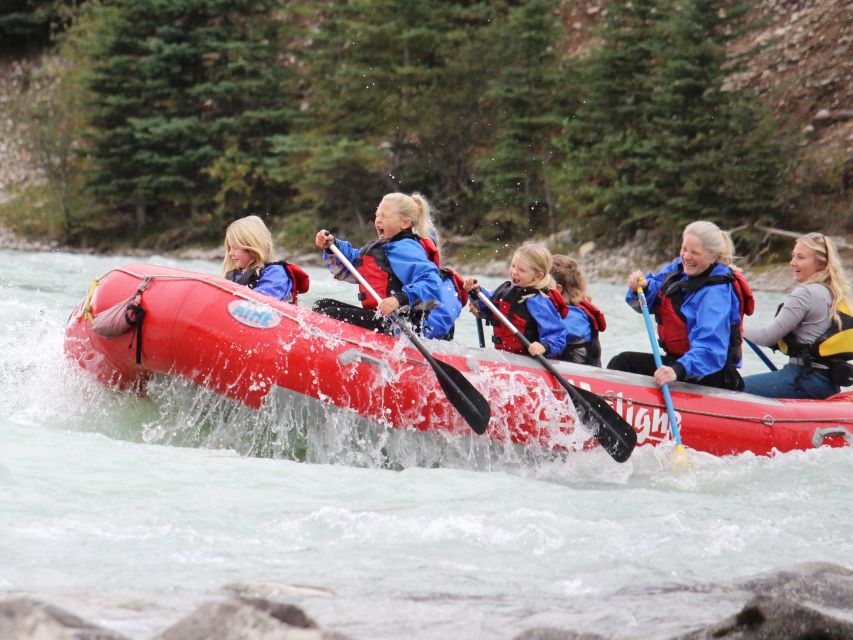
left=746, top=338, right=778, bottom=371
left=325, top=239, right=489, bottom=433
left=473, top=289, right=636, bottom=462
left=636, top=288, right=683, bottom=447
left=476, top=316, right=486, bottom=348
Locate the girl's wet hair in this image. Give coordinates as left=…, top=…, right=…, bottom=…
left=221, top=215, right=274, bottom=276
left=551, top=254, right=589, bottom=305
left=514, top=243, right=555, bottom=290
left=381, top=192, right=437, bottom=241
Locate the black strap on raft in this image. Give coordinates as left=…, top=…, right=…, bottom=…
left=126, top=302, right=146, bottom=364
left=126, top=277, right=151, bottom=365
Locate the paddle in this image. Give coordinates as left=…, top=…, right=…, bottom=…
left=324, top=237, right=491, bottom=435
left=472, top=289, right=637, bottom=463
left=635, top=286, right=686, bottom=458
left=746, top=338, right=778, bottom=371
left=476, top=316, right=486, bottom=348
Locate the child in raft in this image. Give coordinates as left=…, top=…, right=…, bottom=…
left=313, top=192, right=463, bottom=340
left=222, top=215, right=310, bottom=303
left=464, top=243, right=568, bottom=358
left=550, top=255, right=607, bottom=367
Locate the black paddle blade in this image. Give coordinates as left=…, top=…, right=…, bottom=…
left=433, top=358, right=491, bottom=435
left=566, top=384, right=637, bottom=462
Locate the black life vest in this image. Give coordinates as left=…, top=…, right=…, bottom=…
left=777, top=298, right=853, bottom=367
left=560, top=299, right=606, bottom=367
left=355, top=229, right=467, bottom=308
left=226, top=261, right=310, bottom=305
left=488, top=281, right=568, bottom=355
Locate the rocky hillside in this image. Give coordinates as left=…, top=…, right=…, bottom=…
left=560, top=0, right=851, bottom=228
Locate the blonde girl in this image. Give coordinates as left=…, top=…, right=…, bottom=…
left=313, top=192, right=462, bottom=339
left=223, top=215, right=309, bottom=303
left=464, top=243, right=568, bottom=358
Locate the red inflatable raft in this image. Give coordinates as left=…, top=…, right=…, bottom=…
left=64, top=264, right=853, bottom=458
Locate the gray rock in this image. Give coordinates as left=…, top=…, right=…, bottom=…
left=737, top=561, right=853, bottom=610
left=673, top=563, right=853, bottom=639
left=672, top=593, right=853, bottom=639
left=156, top=596, right=350, bottom=640
left=0, top=597, right=128, bottom=640
left=514, top=629, right=607, bottom=640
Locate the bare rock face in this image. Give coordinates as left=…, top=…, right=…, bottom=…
left=0, top=597, right=129, bottom=640
left=155, top=596, right=350, bottom=640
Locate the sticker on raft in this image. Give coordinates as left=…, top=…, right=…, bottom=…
left=228, top=300, right=282, bottom=329
left=609, top=391, right=682, bottom=445
left=563, top=377, right=676, bottom=445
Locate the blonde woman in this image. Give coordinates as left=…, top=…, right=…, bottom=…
left=313, top=192, right=462, bottom=340
left=463, top=243, right=568, bottom=358
left=743, top=232, right=852, bottom=398
left=608, top=221, right=754, bottom=391
left=223, top=215, right=309, bottom=303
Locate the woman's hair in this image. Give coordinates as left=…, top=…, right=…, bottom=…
left=514, top=243, right=554, bottom=290
left=550, top=255, right=589, bottom=305
left=683, top=220, right=739, bottom=271
left=221, top=215, right=274, bottom=276
left=798, top=232, right=852, bottom=326
left=381, top=192, right=437, bottom=241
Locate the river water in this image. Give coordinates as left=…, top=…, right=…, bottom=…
left=1, top=248, right=850, bottom=639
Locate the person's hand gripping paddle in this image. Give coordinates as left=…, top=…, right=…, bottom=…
left=472, top=287, right=636, bottom=462
left=322, top=232, right=491, bottom=435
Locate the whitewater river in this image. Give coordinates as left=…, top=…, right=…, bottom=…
left=1, top=248, right=850, bottom=639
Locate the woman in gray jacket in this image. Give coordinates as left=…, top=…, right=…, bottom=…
left=743, top=232, right=852, bottom=399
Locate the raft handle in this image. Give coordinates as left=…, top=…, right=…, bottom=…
left=812, top=427, right=853, bottom=448
left=338, top=348, right=392, bottom=378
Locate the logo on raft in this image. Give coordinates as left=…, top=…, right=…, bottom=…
left=563, top=378, right=680, bottom=445
left=610, top=391, right=681, bottom=445
left=227, top=300, right=282, bottom=329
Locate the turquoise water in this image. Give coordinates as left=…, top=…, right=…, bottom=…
left=1, top=248, right=850, bottom=639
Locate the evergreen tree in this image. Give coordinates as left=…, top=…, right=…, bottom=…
left=301, top=0, right=504, bottom=238
left=558, top=0, right=783, bottom=246
left=475, top=0, right=565, bottom=238
left=0, top=0, right=76, bottom=51
left=644, top=0, right=783, bottom=234
left=80, top=0, right=297, bottom=238
left=556, top=0, right=665, bottom=238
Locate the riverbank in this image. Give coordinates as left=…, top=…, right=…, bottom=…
left=1, top=223, right=828, bottom=293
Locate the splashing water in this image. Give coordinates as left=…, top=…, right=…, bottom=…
left=1, top=249, right=850, bottom=640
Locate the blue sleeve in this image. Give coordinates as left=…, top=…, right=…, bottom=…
left=473, top=285, right=497, bottom=319
left=322, top=239, right=362, bottom=284
left=323, top=238, right=360, bottom=265
left=254, top=264, right=293, bottom=301
left=423, top=277, right=463, bottom=339
left=385, top=238, right=445, bottom=306
left=525, top=294, right=568, bottom=357
left=678, top=282, right=739, bottom=377
left=563, top=307, right=593, bottom=342
left=625, top=259, right=681, bottom=312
